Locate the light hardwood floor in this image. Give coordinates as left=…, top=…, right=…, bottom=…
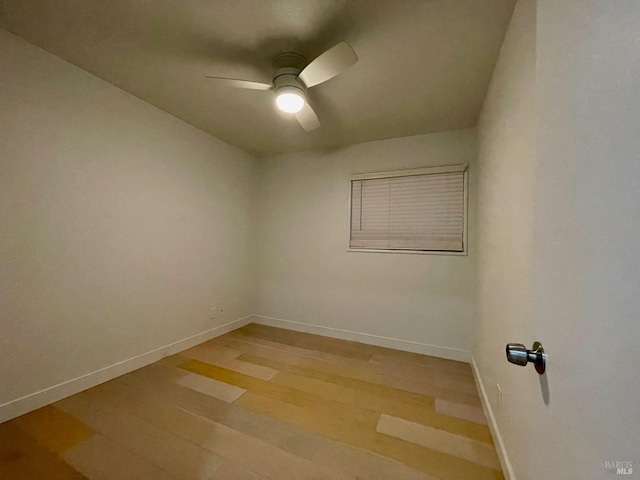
left=0, top=324, right=503, bottom=480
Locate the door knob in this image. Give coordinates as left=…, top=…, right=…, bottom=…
left=506, top=341, right=546, bottom=374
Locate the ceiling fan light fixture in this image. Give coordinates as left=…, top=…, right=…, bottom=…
left=275, top=86, right=305, bottom=113
left=206, top=42, right=358, bottom=130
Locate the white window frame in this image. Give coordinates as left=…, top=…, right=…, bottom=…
left=347, top=164, right=469, bottom=255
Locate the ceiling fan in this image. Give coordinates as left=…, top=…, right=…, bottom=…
left=205, top=42, right=358, bottom=131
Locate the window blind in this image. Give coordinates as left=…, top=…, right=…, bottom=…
left=350, top=168, right=466, bottom=252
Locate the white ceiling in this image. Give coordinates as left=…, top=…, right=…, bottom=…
left=0, top=0, right=515, bottom=155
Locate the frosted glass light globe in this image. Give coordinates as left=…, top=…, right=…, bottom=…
left=275, top=91, right=305, bottom=113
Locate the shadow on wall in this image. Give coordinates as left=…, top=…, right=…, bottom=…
left=539, top=373, right=550, bottom=406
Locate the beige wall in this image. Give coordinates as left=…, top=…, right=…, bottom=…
left=0, top=29, right=257, bottom=415
left=473, top=0, right=536, bottom=477
left=255, top=129, right=477, bottom=360
left=475, top=0, right=640, bottom=478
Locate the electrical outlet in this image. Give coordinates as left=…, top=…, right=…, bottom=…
left=496, top=383, right=503, bottom=409
left=209, top=304, right=224, bottom=319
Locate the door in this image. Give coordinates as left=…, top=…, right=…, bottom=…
left=530, top=1, right=640, bottom=478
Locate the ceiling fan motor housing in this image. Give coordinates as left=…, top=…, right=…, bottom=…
left=272, top=52, right=307, bottom=71
left=274, top=72, right=306, bottom=97
left=272, top=52, right=308, bottom=98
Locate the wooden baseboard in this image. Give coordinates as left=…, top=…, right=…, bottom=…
left=0, top=315, right=253, bottom=424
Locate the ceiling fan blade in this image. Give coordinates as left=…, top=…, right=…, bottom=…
left=295, top=102, right=321, bottom=131
left=205, top=76, right=272, bottom=90
left=298, top=42, right=358, bottom=88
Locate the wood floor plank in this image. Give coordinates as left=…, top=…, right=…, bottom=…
left=0, top=421, right=88, bottom=480
left=209, top=461, right=268, bottom=480
left=109, top=365, right=325, bottom=460
left=56, top=391, right=226, bottom=480
left=196, top=417, right=346, bottom=480
left=435, top=375, right=480, bottom=396
left=10, top=404, right=94, bottom=454
left=377, top=414, right=501, bottom=470
left=241, top=324, right=473, bottom=377
left=121, top=361, right=190, bottom=386
left=240, top=352, right=435, bottom=408
left=84, top=382, right=345, bottom=480
left=209, top=336, right=482, bottom=405
left=156, top=353, right=191, bottom=367
left=181, top=345, right=279, bottom=381
left=183, top=344, right=244, bottom=361
left=178, top=359, right=380, bottom=429
left=237, top=324, right=374, bottom=361
left=235, top=390, right=502, bottom=480
left=369, top=351, right=473, bottom=375
left=225, top=329, right=364, bottom=365
left=436, top=398, right=488, bottom=425
left=312, top=439, right=439, bottom=480
left=234, top=327, right=475, bottom=384
left=271, top=369, right=492, bottom=444
left=62, top=434, right=176, bottom=480
left=178, top=372, right=247, bottom=403
left=370, top=427, right=504, bottom=480
left=231, top=332, right=480, bottom=403
left=234, top=390, right=378, bottom=452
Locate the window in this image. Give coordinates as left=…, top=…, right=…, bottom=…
left=349, top=164, right=468, bottom=254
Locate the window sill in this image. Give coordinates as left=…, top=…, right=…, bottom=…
left=347, top=248, right=467, bottom=256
